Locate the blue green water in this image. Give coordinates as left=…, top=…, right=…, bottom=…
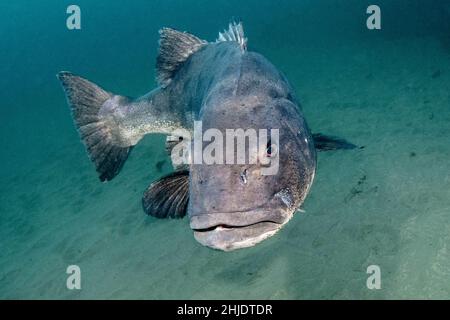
left=1, top=0, right=450, bottom=299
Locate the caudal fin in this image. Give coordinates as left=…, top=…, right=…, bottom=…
left=57, top=71, right=132, bottom=182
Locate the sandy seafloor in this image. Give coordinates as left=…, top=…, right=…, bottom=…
left=1, top=0, right=450, bottom=299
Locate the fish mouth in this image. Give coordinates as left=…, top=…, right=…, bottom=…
left=190, top=210, right=289, bottom=230
left=190, top=210, right=290, bottom=251
left=192, top=220, right=280, bottom=233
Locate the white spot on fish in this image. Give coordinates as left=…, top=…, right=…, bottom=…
left=240, top=169, right=248, bottom=185
left=275, top=188, right=293, bottom=208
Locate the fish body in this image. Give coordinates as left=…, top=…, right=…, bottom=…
left=58, top=22, right=355, bottom=251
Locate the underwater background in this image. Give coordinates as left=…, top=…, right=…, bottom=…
left=1, top=0, right=450, bottom=299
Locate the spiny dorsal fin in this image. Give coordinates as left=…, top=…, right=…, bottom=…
left=156, top=28, right=207, bottom=87
left=142, top=170, right=189, bottom=219
left=216, top=22, right=247, bottom=52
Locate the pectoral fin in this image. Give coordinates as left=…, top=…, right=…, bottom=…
left=312, top=133, right=358, bottom=151
left=142, top=170, right=189, bottom=219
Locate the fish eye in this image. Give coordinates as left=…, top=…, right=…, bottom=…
left=266, top=139, right=278, bottom=157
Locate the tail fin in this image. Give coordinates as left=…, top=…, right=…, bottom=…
left=57, top=71, right=132, bottom=182
left=312, top=133, right=358, bottom=151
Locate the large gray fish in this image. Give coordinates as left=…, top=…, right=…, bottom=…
left=58, top=22, right=355, bottom=251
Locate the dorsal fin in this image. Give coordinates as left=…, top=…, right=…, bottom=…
left=156, top=28, right=207, bottom=87
left=216, top=22, right=247, bottom=52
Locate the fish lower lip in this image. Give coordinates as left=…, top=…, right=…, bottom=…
left=193, top=220, right=280, bottom=233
